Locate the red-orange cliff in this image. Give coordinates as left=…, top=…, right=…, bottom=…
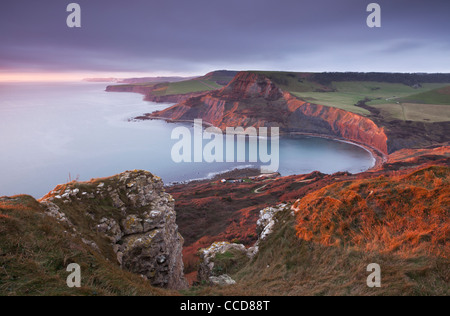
left=149, top=71, right=388, bottom=155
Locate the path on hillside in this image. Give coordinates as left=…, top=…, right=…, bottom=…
left=400, top=103, right=407, bottom=121
left=197, top=80, right=220, bottom=90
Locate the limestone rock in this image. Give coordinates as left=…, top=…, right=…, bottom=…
left=96, top=218, right=123, bottom=243
left=40, top=201, right=73, bottom=227
left=40, top=170, right=188, bottom=290
left=248, top=203, right=289, bottom=257
left=209, top=275, right=236, bottom=286
left=122, top=215, right=144, bottom=235
left=198, top=241, right=247, bottom=284
left=198, top=204, right=292, bottom=285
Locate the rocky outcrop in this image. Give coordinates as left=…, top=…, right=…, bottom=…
left=40, top=170, right=188, bottom=290
left=198, top=241, right=247, bottom=284
left=209, top=275, right=237, bottom=286
left=248, top=204, right=291, bottom=257
left=148, top=71, right=389, bottom=155
left=197, top=204, right=292, bottom=285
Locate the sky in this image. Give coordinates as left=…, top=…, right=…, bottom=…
left=0, top=0, right=449, bottom=81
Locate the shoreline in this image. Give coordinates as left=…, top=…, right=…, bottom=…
left=286, top=131, right=387, bottom=171
left=165, top=166, right=265, bottom=187
left=140, top=116, right=387, bottom=174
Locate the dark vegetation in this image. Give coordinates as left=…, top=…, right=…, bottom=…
left=310, top=72, right=450, bottom=87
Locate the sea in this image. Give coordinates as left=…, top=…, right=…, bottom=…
left=0, top=82, right=375, bottom=198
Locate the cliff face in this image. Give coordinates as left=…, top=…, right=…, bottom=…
left=40, top=170, right=188, bottom=290
left=150, top=71, right=388, bottom=155
left=283, top=93, right=388, bottom=154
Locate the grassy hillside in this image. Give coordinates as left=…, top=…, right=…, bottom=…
left=152, top=71, right=237, bottom=96
left=155, top=79, right=223, bottom=96
left=108, top=70, right=238, bottom=97
left=106, top=80, right=219, bottom=96
left=294, top=166, right=449, bottom=256
left=399, top=85, right=450, bottom=105
left=190, top=207, right=449, bottom=296
left=189, top=166, right=449, bottom=296
left=372, top=102, right=450, bottom=123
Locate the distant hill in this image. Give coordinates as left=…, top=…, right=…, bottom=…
left=118, top=76, right=198, bottom=84
left=83, top=77, right=121, bottom=83
left=106, top=70, right=239, bottom=103
left=201, top=70, right=239, bottom=86
left=83, top=76, right=197, bottom=84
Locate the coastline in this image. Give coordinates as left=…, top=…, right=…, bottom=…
left=165, top=166, right=263, bottom=186
left=141, top=115, right=386, bottom=174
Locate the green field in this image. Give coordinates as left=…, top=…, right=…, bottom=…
left=398, top=85, right=450, bottom=105
left=372, top=102, right=450, bottom=123
left=149, top=79, right=223, bottom=96
left=292, top=82, right=450, bottom=117
left=252, top=71, right=450, bottom=121
left=164, top=79, right=223, bottom=95
left=292, top=90, right=372, bottom=115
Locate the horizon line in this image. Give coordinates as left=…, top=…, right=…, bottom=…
left=2, top=70, right=450, bottom=83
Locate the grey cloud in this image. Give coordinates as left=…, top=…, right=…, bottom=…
left=0, top=0, right=449, bottom=74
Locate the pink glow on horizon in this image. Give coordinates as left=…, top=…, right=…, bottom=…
left=0, top=71, right=199, bottom=82
left=0, top=73, right=88, bottom=82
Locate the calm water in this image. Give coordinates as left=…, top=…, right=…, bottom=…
left=0, top=82, right=374, bottom=198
